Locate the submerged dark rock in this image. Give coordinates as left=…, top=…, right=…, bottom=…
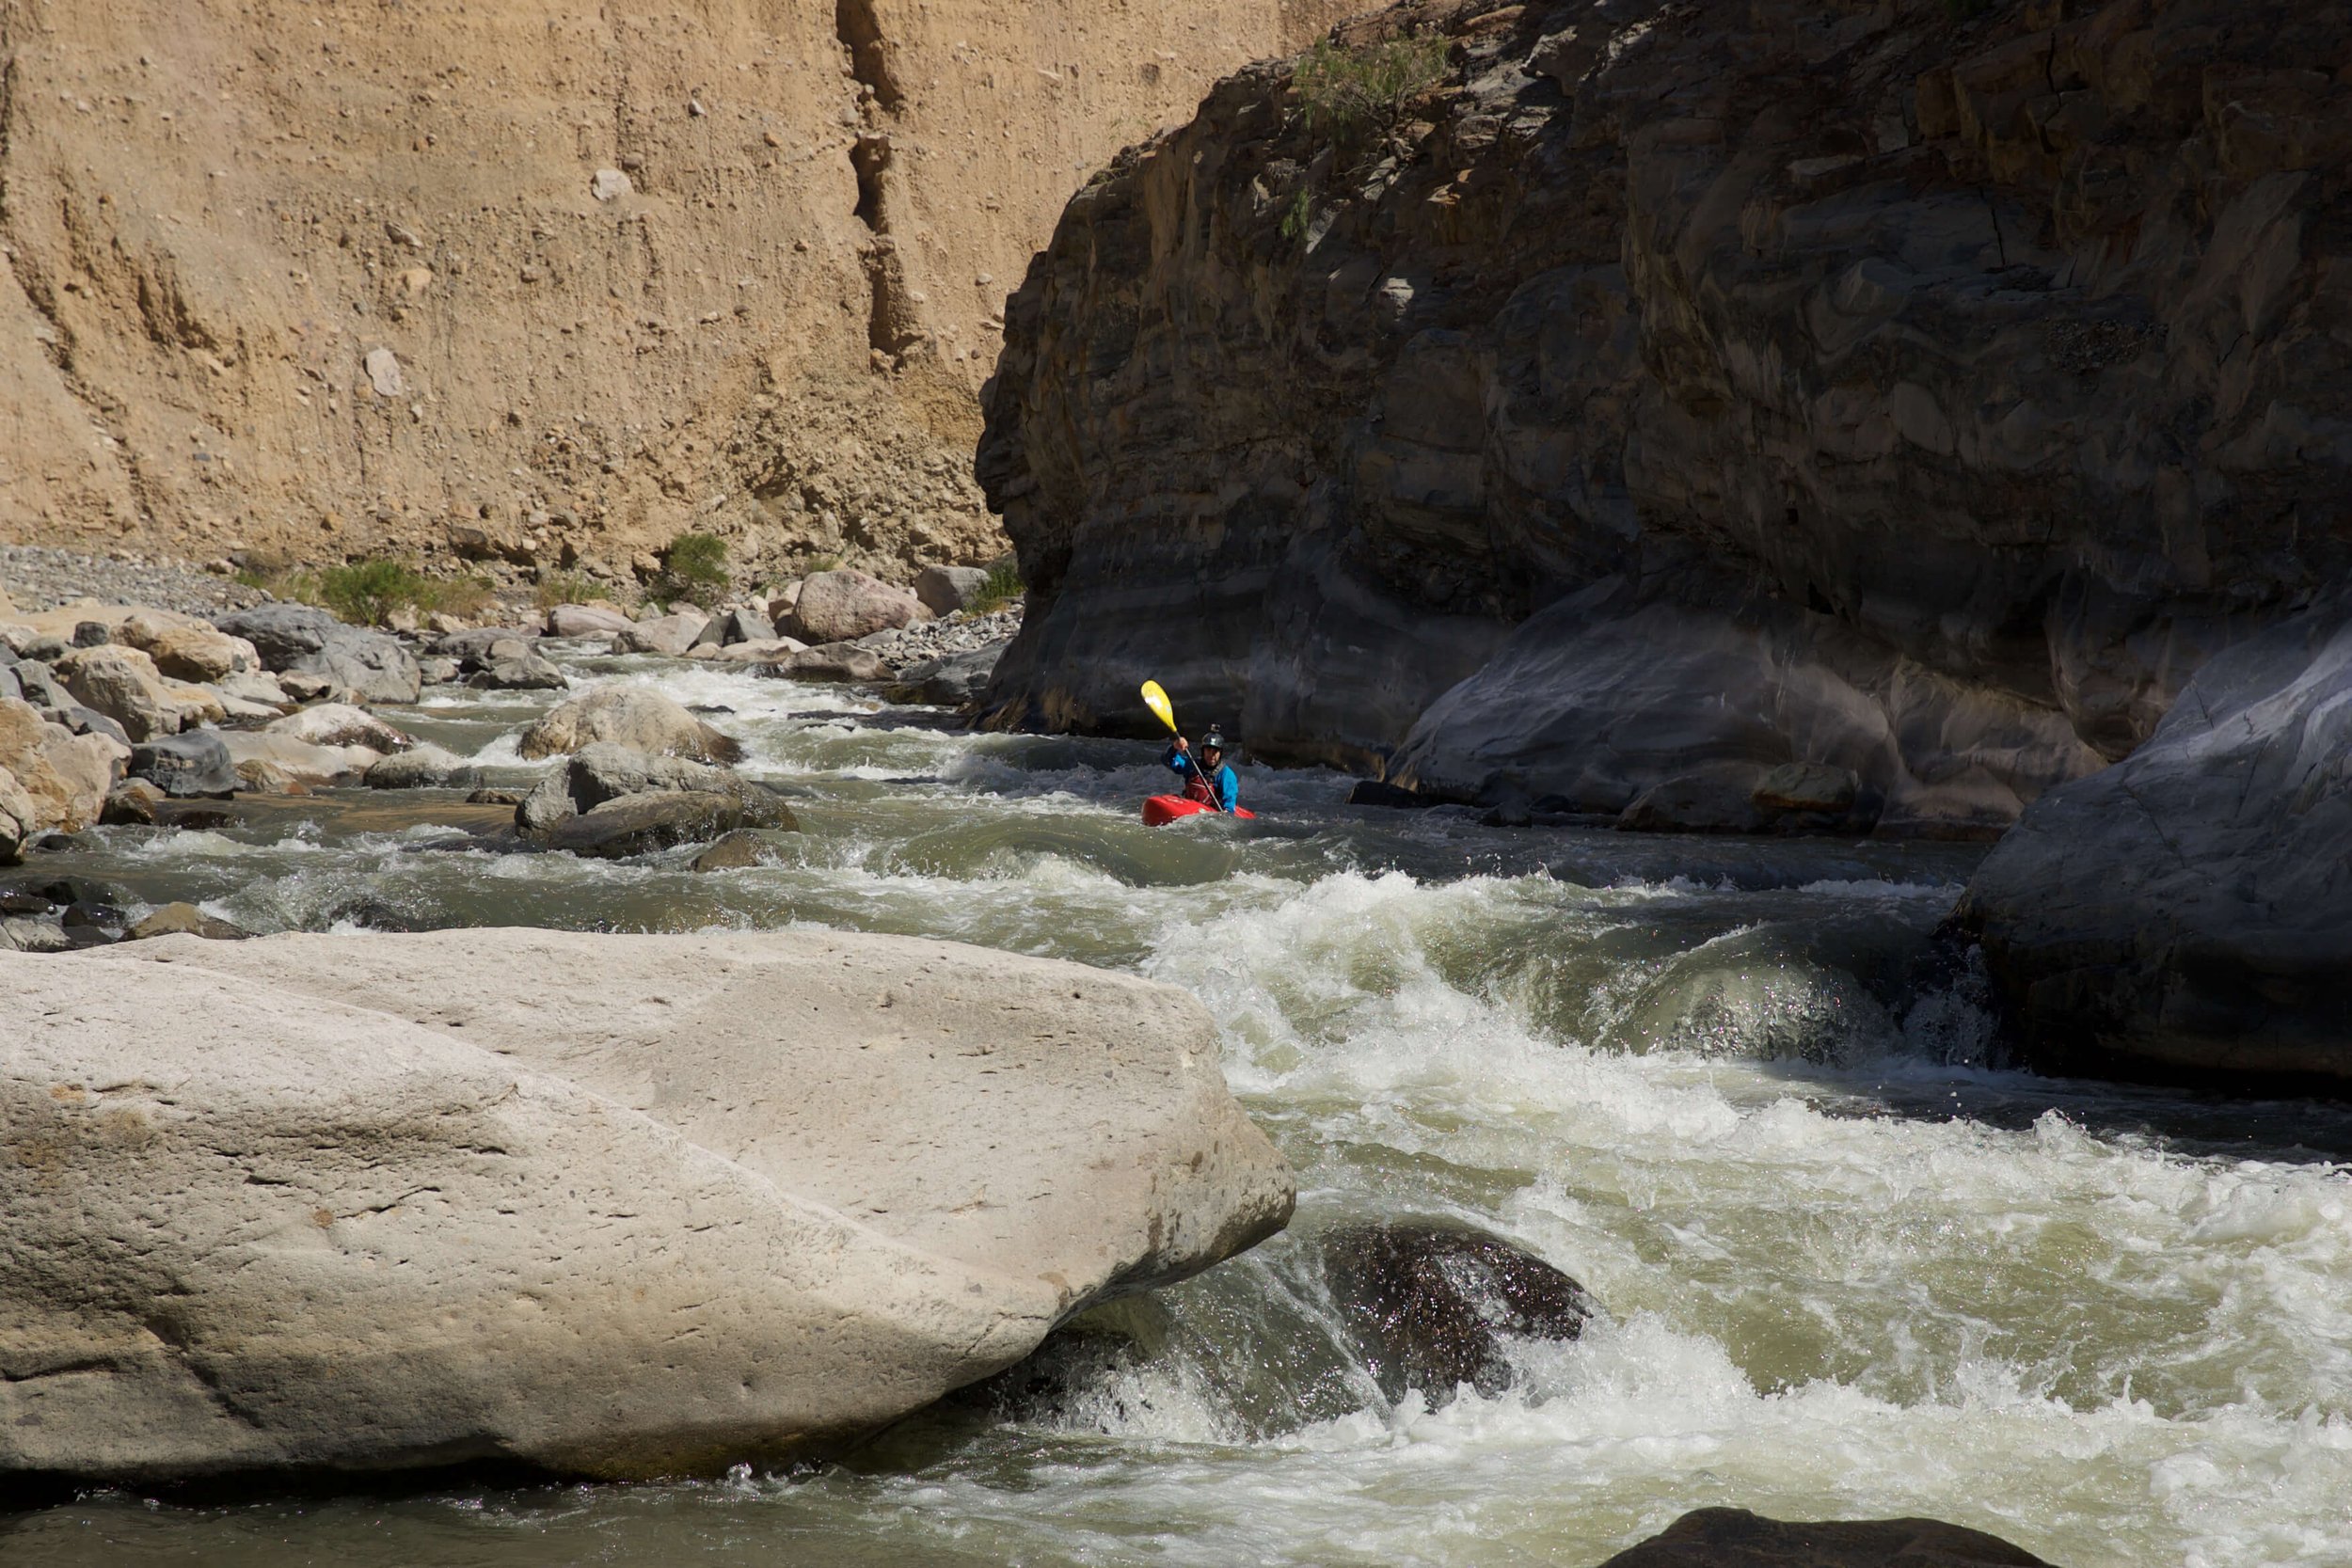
left=1593, top=1508, right=2054, bottom=1567
left=1322, top=1223, right=1590, bottom=1404
left=128, top=732, right=236, bottom=800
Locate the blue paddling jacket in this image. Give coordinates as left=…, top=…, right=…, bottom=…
left=1165, top=746, right=1238, bottom=813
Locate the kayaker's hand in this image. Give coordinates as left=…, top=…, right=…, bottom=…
left=1174, top=736, right=1190, bottom=754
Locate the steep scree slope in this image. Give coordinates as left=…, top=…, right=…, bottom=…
left=977, top=0, right=2351, bottom=839
left=0, top=0, right=1361, bottom=582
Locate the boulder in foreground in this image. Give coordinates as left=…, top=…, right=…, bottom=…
left=1958, top=603, right=2352, bottom=1088
left=0, top=928, right=1294, bottom=1485
left=1591, top=1507, right=2051, bottom=1567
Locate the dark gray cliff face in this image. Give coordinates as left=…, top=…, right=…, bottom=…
left=1956, top=599, right=2352, bottom=1087
left=977, top=0, right=2351, bottom=834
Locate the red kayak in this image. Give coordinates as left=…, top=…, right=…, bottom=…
left=1143, top=794, right=1257, bottom=826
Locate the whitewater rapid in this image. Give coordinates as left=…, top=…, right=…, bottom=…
left=8, top=649, right=2349, bottom=1568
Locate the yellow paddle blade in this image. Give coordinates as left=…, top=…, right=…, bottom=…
left=1140, top=680, right=1178, bottom=734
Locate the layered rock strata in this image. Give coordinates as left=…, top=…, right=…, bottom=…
left=978, top=0, right=2351, bottom=839
left=0, top=927, right=1294, bottom=1484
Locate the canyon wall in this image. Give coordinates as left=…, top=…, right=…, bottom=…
left=977, top=0, right=2351, bottom=839
left=0, top=0, right=1360, bottom=585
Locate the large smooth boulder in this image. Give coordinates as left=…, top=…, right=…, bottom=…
left=1958, top=605, right=2352, bottom=1087
left=612, top=611, right=707, bottom=657
left=914, top=564, right=990, bottom=617
left=127, top=733, right=237, bottom=800
left=1592, top=1508, right=2050, bottom=1567
left=0, top=698, right=122, bottom=835
left=0, top=928, right=1294, bottom=1484
left=516, top=742, right=794, bottom=848
left=51, top=646, right=223, bottom=743
left=545, top=602, right=635, bottom=638
left=215, top=604, right=422, bottom=705
left=221, top=732, right=381, bottom=792
left=115, top=612, right=257, bottom=684
left=362, top=744, right=480, bottom=791
left=787, top=569, right=924, bottom=644
left=516, top=685, right=743, bottom=765
left=467, top=648, right=568, bottom=690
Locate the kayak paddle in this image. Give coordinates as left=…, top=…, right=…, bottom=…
left=1140, top=680, right=1178, bottom=735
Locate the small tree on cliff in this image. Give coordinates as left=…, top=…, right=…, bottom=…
left=1292, top=34, right=1451, bottom=159
left=1284, top=33, right=1452, bottom=240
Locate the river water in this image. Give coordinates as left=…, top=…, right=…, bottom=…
left=8, top=649, right=2352, bottom=1568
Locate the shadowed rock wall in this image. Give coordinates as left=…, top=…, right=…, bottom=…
left=977, top=0, right=2351, bottom=837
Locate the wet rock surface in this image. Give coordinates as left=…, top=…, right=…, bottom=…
left=1321, top=1223, right=1592, bottom=1404
left=1593, top=1508, right=2053, bottom=1568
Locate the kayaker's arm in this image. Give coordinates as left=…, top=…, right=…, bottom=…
left=1214, top=766, right=1238, bottom=814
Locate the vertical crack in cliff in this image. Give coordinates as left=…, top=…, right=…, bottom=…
left=834, top=0, right=904, bottom=113
left=836, top=1, right=921, bottom=362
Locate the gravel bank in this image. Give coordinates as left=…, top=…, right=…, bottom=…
left=0, top=546, right=271, bottom=618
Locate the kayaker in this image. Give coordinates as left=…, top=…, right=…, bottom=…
left=1166, top=726, right=1239, bottom=814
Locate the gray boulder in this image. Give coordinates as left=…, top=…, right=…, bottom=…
left=1958, top=604, right=2352, bottom=1088
left=787, top=569, right=924, bottom=644
left=691, top=606, right=776, bottom=652
left=467, top=650, right=568, bottom=691
left=516, top=741, right=794, bottom=850
left=885, top=643, right=1005, bottom=706
left=516, top=685, right=743, bottom=765
left=914, top=564, right=991, bottom=617
left=362, top=744, right=481, bottom=791
left=0, top=928, right=1294, bottom=1484
left=215, top=605, right=421, bottom=705
left=611, top=611, right=707, bottom=657
left=127, top=732, right=236, bottom=800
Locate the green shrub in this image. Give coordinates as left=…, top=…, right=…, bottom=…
left=1292, top=35, right=1450, bottom=160
left=533, top=572, right=610, bottom=611
left=242, top=559, right=494, bottom=626
left=966, top=558, right=1025, bottom=616
left=651, top=532, right=731, bottom=608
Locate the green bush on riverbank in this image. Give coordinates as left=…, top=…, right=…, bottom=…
left=236, top=559, right=495, bottom=626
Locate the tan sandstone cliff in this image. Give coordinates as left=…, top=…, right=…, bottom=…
left=0, top=0, right=1360, bottom=584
